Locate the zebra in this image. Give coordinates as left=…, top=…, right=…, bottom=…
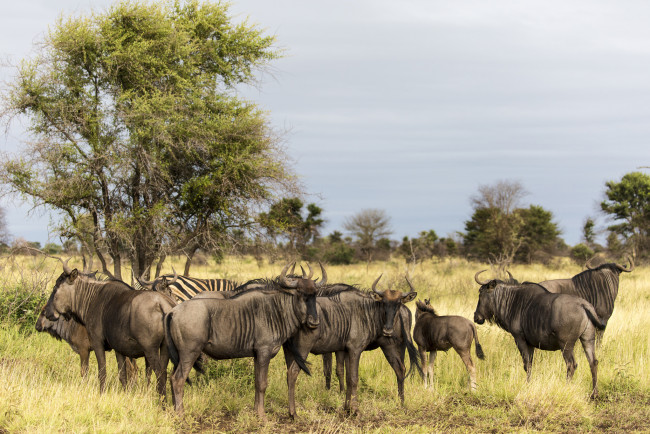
left=134, top=269, right=238, bottom=304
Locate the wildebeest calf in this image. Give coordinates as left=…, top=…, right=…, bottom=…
left=413, top=295, right=484, bottom=391
left=473, top=272, right=606, bottom=398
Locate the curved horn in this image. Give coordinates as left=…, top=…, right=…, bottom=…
left=300, top=265, right=306, bottom=277
left=62, top=258, right=73, bottom=274
left=615, top=256, right=635, bottom=272
left=305, top=263, right=314, bottom=279
left=405, top=275, right=416, bottom=292
left=170, top=267, right=179, bottom=284
left=278, top=262, right=298, bottom=288
left=585, top=256, right=596, bottom=270
left=289, top=262, right=296, bottom=276
left=371, top=274, right=383, bottom=294
left=506, top=270, right=515, bottom=282
left=316, top=261, right=327, bottom=286
left=138, top=270, right=156, bottom=285
left=474, top=270, right=489, bottom=285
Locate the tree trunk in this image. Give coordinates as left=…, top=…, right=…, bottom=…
left=184, top=245, right=199, bottom=276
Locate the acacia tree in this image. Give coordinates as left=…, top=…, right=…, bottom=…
left=1, top=1, right=297, bottom=279
left=601, top=172, right=650, bottom=259
left=343, top=208, right=392, bottom=263
left=258, top=198, right=324, bottom=256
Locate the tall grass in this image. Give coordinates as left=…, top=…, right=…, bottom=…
left=0, top=255, right=648, bottom=432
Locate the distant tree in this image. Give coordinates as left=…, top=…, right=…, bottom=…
left=399, top=230, right=438, bottom=263
left=601, top=172, right=650, bottom=259
left=320, top=231, right=355, bottom=265
left=515, top=205, right=562, bottom=263
left=343, top=209, right=392, bottom=263
left=259, top=198, right=324, bottom=256
left=570, top=243, right=594, bottom=265
left=43, top=243, right=63, bottom=255
left=464, top=180, right=527, bottom=266
left=583, top=218, right=597, bottom=247
left=464, top=181, right=562, bottom=264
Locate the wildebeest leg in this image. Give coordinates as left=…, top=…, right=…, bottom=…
left=514, top=337, right=534, bottom=381
left=158, top=340, right=170, bottom=401
left=344, top=350, right=362, bottom=415
left=283, top=342, right=309, bottom=419
left=580, top=334, right=599, bottom=399
left=79, top=348, right=90, bottom=378
left=322, top=353, right=332, bottom=390
left=561, top=343, right=578, bottom=381
left=455, top=347, right=477, bottom=391
left=125, top=357, right=138, bottom=386
left=115, top=352, right=128, bottom=389
left=427, top=351, right=437, bottom=388
left=335, top=351, right=345, bottom=392
left=380, top=345, right=406, bottom=404
left=418, top=347, right=429, bottom=387
left=93, top=342, right=108, bottom=394
left=170, top=357, right=196, bottom=416
left=254, top=351, right=273, bottom=420
left=144, top=346, right=167, bottom=400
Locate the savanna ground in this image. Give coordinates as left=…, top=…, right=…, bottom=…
left=0, top=255, right=648, bottom=433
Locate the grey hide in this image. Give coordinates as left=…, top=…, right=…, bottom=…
left=164, top=268, right=320, bottom=418
left=44, top=266, right=175, bottom=399
left=283, top=276, right=418, bottom=418
left=473, top=278, right=606, bottom=398
left=413, top=298, right=484, bottom=391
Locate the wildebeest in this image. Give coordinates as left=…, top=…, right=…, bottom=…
left=135, top=269, right=238, bottom=303
left=412, top=279, right=485, bottom=390
left=538, top=258, right=634, bottom=343
left=283, top=274, right=419, bottom=417
left=473, top=271, right=606, bottom=398
left=35, top=307, right=92, bottom=377
left=44, top=260, right=176, bottom=399
left=164, top=263, right=320, bottom=418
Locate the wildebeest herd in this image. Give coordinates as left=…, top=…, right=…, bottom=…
left=36, top=257, right=634, bottom=419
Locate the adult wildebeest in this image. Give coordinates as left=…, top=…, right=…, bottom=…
left=35, top=306, right=92, bottom=377
left=165, top=263, right=320, bottom=418
left=44, top=260, right=176, bottom=399
left=473, top=271, right=606, bottom=398
left=412, top=282, right=485, bottom=391
left=538, top=258, right=634, bottom=343
left=283, top=275, right=419, bottom=417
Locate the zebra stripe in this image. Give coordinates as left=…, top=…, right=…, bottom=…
left=155, top=275, right=238, bottom=303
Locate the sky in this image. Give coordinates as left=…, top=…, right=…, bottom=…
left=1, top=0, right=649, bottom=246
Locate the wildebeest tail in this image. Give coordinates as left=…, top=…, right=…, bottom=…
left=287, top=339, right=311, bottom=376
left=401, top=313, right=423, bottom=379
left=472, top=323, right=485, bottom=360
left=164, top=312, right=179, bottom=369
left=582, top=301, right=607, bottom=330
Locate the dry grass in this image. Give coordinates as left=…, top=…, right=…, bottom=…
left=0, top=255, right=648, bottom=432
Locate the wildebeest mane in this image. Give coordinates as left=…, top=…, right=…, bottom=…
left=415, top=300, right=438, bottom=316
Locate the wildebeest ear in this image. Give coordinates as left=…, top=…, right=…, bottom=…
left=370, top=291, right=383, bottom=301
left=401, top=291, right=417, bottom=303
left=68, top=269, right=79, bottom=282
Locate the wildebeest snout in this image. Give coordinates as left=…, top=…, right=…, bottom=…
left=382, top=327, right=394, bottom=337
left=306, top=314, right=319, bottom=329
left=473, top=312, right=484, bottom=324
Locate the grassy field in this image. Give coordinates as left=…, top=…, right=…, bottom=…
left=0, top=255, right=648, bottom=432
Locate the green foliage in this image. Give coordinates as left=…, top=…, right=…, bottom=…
left=1, top=0, right=293, bottom=279
left=601, top=172, right=650, bottom=258
left=0, top=284, right=48, bottom=333
left=42, top=243, right=62, bottom=255
left=258, top=198, right=324, bottom=256
left=570, top=243, right=594, bottom=264
left=464, top=205, right=562, bottom=263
